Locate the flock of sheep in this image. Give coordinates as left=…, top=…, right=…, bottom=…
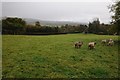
left=74, top=38, right=114, bottom=50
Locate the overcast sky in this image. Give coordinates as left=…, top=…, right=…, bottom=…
left=2, top=0, right=114, bottom=24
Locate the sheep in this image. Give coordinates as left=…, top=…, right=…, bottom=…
left=101, top=39, right=107, bottom=43
left=74, top=41, right=83, bottom=48
left=108, top=38, right=112, bottom=41
left=107, top=39, right=114, bottom=46
left=88, top=42, right=96, bottom=50
left=101, top=39, right=108, bottom=45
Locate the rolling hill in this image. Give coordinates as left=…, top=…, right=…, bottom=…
left=23, top=18, right=88, bottom=26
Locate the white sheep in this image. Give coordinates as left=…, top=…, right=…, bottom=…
left=75, top=41, right=83, bottom=48
left=107, top=39, right=114, bottom=46
left=101, top=39, right=107, bottom=43
left=88, top=42, right=96, bottom=49
left=101, top=39, right=107, bottom=45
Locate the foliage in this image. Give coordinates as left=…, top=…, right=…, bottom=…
left=2, top=17, right=114, bottom=35
left=109, top=0, right=120, bottom=34
left=88, top=18, right=100, bottom=34
left=35, top=21, right=41, bottom=27
left=2, top=17, right=26, bottom=34
left=61, top=24, right=87, bottom=33
left=88, top=18, right=113, bottom=35
left=0, top=20, right=2, bottom=32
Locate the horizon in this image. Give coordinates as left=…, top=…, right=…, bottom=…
left=2, top=16, right=112, bottom=25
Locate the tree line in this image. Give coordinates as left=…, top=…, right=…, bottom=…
left=2, top=17, right=116, bottom=35
left=2, top=17, right=85, bottom=35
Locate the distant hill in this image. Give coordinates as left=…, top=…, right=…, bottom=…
left=23, top=18, right=88, bottom=26
left=2, top=17, right=88, bottom=26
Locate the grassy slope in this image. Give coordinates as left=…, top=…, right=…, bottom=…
left=0, top=35, right=2, bottom=79
left=2, top=34, right=118, bottom=78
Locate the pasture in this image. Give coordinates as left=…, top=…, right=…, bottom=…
left=2, top=34, right=119, bottom=78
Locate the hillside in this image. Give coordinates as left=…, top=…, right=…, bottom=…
left=24, top=18, right=88, bottom=26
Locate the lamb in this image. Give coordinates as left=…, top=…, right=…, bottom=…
left=101, top=39, right=107, bottom=43
left=88, top=42, right=96, bottom=50
left=107, top=39, right=114, bottom=46
left=75, top=41, right=83, bottom=48
left=101, top=39, right=108, bottom=45
left=109, top=39, right=113, bottom=41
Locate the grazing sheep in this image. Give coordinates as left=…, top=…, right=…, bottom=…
left=88, top=42, right=96, bottom=50
left=107, top=39, right=114, bottom=46
left=101, top=39, right=107, bottom=43
left=75, top=41, right=83, bottom=48
left=101, top=39, right=108, bottom=45
left=109, top=39, right=113, bottom=41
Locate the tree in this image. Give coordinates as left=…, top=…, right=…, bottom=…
left=0, top=20, right=1, bottom=33
left=35, top=21, right=41, bottom=27
left=88, top=18, right=100, bottom=34
left=2, top=17, right=26, bottom=34
left=109, top=0, right=120, bottom=34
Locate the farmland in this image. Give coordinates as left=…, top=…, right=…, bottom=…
left=2, top=34, right=119, bottom=78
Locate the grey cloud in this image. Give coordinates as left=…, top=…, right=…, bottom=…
left=2, top=2, right=111, bottom=23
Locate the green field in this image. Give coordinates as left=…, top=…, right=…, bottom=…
left=0, top=35, right=2, bottom=79
left=2, top=34, right=119, bottom=78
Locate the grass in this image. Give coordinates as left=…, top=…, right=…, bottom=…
left=0, top=35, right=2, bottom=79
left=2, top=34, right=119, bottom=78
